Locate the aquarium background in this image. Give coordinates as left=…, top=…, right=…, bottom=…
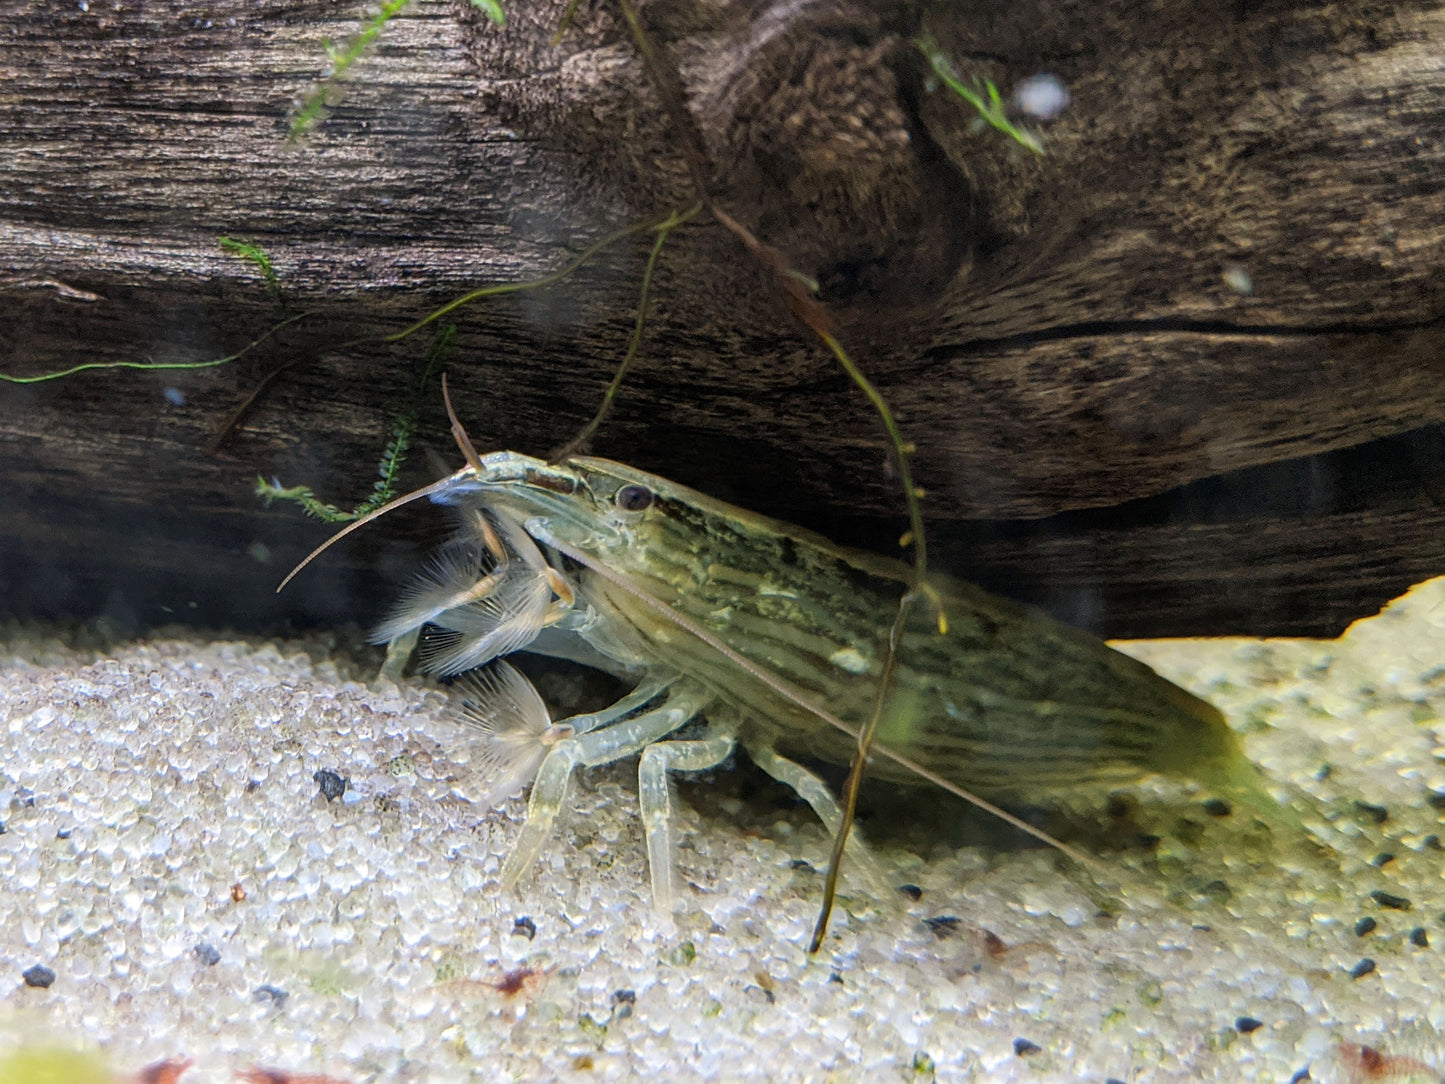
left=3, top=0, right=1444, bottom=1079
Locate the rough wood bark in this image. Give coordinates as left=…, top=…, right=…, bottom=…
left=1, top=0, right=1443, bottom=638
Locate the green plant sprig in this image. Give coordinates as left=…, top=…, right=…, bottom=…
left=286, top=0, right=413, bottom=147
left=469, top=0, right=505, bottom=27
left=219, top=236, right=282, bottom=297
left=916, top=34, right=1044, bottom=154
left=254, top=413, right=414, bottom=523
left=258, top=324, right=456, bottom=523
left=286, top=0, right=505, bottom=147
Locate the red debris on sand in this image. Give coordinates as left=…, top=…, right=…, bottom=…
left=446, top=964, right=548, bottom=999
left=1340, top=1042, right=1437, bottom=1083
left=491, top=965, right=544, bottom=999
left=135, top=1057, right=193, bottom=1084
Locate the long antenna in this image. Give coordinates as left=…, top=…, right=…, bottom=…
left=442, top=373, right=484, bottom=472
left=277, top=373, right=491, bottom=594
left=275, top=470, right=474, bottom=592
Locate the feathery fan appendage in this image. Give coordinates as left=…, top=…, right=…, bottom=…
left=370, top=538, right=501, bottom=645
left=418, top=570, right=552, bottom=675
left=449, top=660, right=575, bottom=809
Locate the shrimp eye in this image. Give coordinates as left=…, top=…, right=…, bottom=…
left=615, top=484, right=654, bottom=512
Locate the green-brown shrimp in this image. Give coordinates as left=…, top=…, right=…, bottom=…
left=282, top=408, right=1280, bottom=918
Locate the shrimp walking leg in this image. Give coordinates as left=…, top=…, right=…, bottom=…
left=557, top=674, right=679, bottom=736
left=500, top=680, right=713, bottom=890
left=639, top=730, right=736, bottom=915
left=378, top=627, right=421, bottom=683
left=747, top=742, right=890, bottom=895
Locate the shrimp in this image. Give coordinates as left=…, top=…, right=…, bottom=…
left=281, top=385, right=1271, bottom=918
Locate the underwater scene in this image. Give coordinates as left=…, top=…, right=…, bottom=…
left=3, top=0, right=1444, bottom=1081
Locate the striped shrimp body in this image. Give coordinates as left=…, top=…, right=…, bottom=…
left=284, top=427, right=1272, bottom=916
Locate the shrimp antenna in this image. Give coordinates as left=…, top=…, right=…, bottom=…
left=278, top=374, right=490, bottom=593
left=443, top=372, right=484, bottom=472
left=276, top=469, right=476, bottom=592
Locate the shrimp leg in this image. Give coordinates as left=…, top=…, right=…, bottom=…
left=639, top=729, right=735, bottom=915
left=500, top=679, right=713, bottom=890
left=746, top=742, right=890, bottom=895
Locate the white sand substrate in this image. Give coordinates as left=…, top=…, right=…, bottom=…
left=2, top=580, right=1444, bottom=1083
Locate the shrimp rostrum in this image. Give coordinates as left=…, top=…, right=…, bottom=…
left=283, top=399, right=1272, bottom=917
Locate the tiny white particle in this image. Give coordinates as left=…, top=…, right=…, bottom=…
left=1223, top=262, right=1254, bottom=296
left=828, top=647, right=871, bottom=674
left=1015, top=74, right=1070, bottom=120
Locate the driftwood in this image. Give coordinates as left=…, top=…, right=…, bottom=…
left=2, top=0, right=1443, bottom=638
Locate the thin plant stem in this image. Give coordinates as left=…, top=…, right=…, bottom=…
left=0, top=311, right=318, bottom=385
left=806, top=332, right=945, bottom=951
left=809, top=589, right=913, bottom=952
left=383, top=209, right=692, bottom=345
left=550, top=0, right=584, bottom=45
left=551, top=203, right=699, bottom=461
left=818, top=332, right=930, bottom=584
left=610, top=0, right=944, bottom=951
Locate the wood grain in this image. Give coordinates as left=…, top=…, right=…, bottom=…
left=2, top=0, right=1443, bottom=638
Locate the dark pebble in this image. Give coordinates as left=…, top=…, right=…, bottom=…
left=898, top=884, right=923, bottom=901
left=1235, top=1016, right=1264, bottom=1033
left=512, top=916, right=537, bottom=941
left=829, top=970, right=844, bottom=984
left=923, top=915, right=961, bottom=940
left=1422, top=834, right=1442, bottom=851
left=1289, top=1068, right=1311, bottom=1083
left=743, top=983, right=774, bottom=1006
left=1355, top=801, right=1389, bottom=824
left=611, top=988, right=635, bottom=1006
left=1427, top=790, right=1445, bottom=811
left=1202, top=798, right=1232, bottom=817
left=312, top=770, right=348, bottom=802
left=1354, top=917, right=1377, bottom=937
left=193, top=942, right=221, bottom=966
left=56, top=827, right=72, bottom=840
left=1409, top=927, right=1429, bottom=948
left=1012, top=1038, right=1041, bottom=1057
left=789, top=859, right=814, bottom=872
left=0, top=821, right=6, bottom=834
left=1370, top=890, right=1412, bottom=911
left=1201, top=879, right=1233, bottom=904
left=1349, top=958, right=1376, bottom=979
left=1370, top=852, right=1396, bottom=868
left=253, top=984, right=289, bottom=1006
left=21, top=964, right=55, bottom=988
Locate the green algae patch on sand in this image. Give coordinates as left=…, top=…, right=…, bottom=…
left=0, top=1047, right=113, bottom=1084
